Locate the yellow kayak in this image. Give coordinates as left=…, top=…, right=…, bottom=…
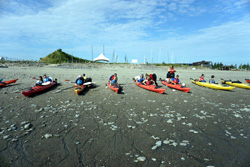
left=221, top=79, right=250, bottom=89
left=191, top=79, right=235, bottom=90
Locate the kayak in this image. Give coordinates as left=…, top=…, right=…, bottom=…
left=0, top=79, right=18, bottom=87
left=221, top=79, right=250, bottom=89
left=160, top=79, right=190, bottom=93
left=191, top=79, right=235, bottom=90
left=74, top=85, right=86, bottom=95
left=245, top=79, right=250, bottom=83
left=108, top=82, right=121, bottom=93
left=21, top=81, right=57, bottom=97
left=133, top=80, right=165, bottom=94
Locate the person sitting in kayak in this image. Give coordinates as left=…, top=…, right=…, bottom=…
left=135, top=74, right=145, bottom=83
left=75, top=75, right=84, bottom=86
left=149, top=73, right=158, bottom=86
left=36, top=76, right=43, bottom=85
left=0, top=79, right=5, bottom=84
left=143, top=76, right=155, bottom=85
left=109, top=73, right=118, bottom=86
left=83, top=73, right=92, bottom=83
left=171, top=75, right=181, bottom=84
left=199, top=74, right=206, bottom=82
left=167, top=65, right=176, bottom=83
left=209, top=75, right=216, bottom=84
left=43, top=74, right=53, bottom=83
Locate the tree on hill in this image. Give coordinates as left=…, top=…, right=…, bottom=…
left=40, top=49, right=90, bottom=64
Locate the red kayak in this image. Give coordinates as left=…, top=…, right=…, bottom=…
left=133, top=80, right=165, bottom=94
left=21, top=81, right=57, bottom=97
left=108, top=82, right=121, bottom=93
left=160, top=79, right=190, bottom=93
left=0, top=79, right=18, bottom=87
left=246, top=79, right=250, bottom=83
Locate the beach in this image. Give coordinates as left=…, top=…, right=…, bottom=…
left=0, top=64, right=250, bottom=167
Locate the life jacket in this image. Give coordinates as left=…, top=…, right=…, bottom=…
left=199, top=77, right=204, bottom=81
left=76, top=79, right=83, bottom=85
left=210, top=79, right=215, bottom=84
left=36, top=80, right=43, bottom=85
left=44, top=77, right=52, bottom=82
left=169, top=68, right=175, bottom=74
left=110, top=75, right=115, bottom=80
left=149, top=74, right=154, bottom=80
left=173, top=78, right=179, bottom=84
left=146, top=80, right=152, bottom=85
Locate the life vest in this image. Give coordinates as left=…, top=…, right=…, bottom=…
left=36, top=80, right=43, bottom=85
left=173, top=78, right=179, bottom=84
left=146, top=80, right=152, bottom=85
left=44, top=77, right=52, bottom=82
left=149, top=74, right=154, bottom=80
left=169, top=68, right=175, bottom=74
left=76, top=79, right=83, bottom=85
left=199, top=77, right=204, bottom=81
left=110, top=75, right=115, bottom=80
left=210, top=79, right=215, bottom=84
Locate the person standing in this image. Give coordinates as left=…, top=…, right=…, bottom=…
left=166, top=65, right=176, bottom=82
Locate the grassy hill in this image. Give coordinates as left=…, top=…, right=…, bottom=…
left=40, top=49, right=91, bottom=64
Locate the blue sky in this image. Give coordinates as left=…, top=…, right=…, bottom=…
left=0, top=0, right=250, bottom=65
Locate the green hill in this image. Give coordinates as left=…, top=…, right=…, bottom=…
left=40, top=49, right=91, bottom=64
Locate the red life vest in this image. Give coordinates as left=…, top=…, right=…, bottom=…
left=110, top=75, right=115, bottom=80
left=146, top=80, right=152, bottom=85
left=149, top=74, right=153, bottom=80
left=173, top=78, right=179, bottom=83
left=199, top=77, right=204, bottom=81
left=169, top=68, right=175, bottom=74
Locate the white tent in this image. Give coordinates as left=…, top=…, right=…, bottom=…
left=94, top=53, right=109, bottom=62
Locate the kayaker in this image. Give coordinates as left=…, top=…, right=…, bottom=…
left=171, top=75, right=181, bottom=84
left=83, top=73, right=92, bottom=83
left=199, top=74, right=206, bottom=82
left=143, top=76, right=155, bottom=85
left=36, top=76, right=43, bottom=85
left=43, top=74, right=53, bottom=83
left=135, top=74, right=145, bottom=83
left=109, top=73, right=118, bottom=86
left=75, top=75, right=84, bottom=86
left=149, top=73, right=158, bottom=86
left=0, top=79, right=5, bottom=84
left=167, top=65, right=176, bottom=82
left=209, top=75, right=216, bottom=84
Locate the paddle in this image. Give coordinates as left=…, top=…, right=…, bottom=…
left=32, top=77, right=37, bottom=80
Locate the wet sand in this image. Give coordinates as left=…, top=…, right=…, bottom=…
left=0, top=64, right=250, bottom=167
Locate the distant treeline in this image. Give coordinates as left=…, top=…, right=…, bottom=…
left=211, top=62, right=250, bottom=70
left=239, top=63, right=250, bottom=70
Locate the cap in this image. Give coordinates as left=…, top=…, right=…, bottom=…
left=78, top=75, right=81, bottom=78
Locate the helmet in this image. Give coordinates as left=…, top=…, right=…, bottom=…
left=182, top=83, right=186, bottom=87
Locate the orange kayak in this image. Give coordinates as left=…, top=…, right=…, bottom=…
left=160, top=79, right=190, bottom=93
left=133, top=80, right=165, bottom=94
left=0, top=79, right=18, bottom=87
left=74, top=85, right=86, bottom=95
left=246, top=79, right=250, bottom=83
left=108, top=82, right=121, bottom=93
left=22, top=81, right=57, bottom=97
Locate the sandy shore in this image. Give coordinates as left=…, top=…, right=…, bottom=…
left=0, top=64, right=250, bottom=167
